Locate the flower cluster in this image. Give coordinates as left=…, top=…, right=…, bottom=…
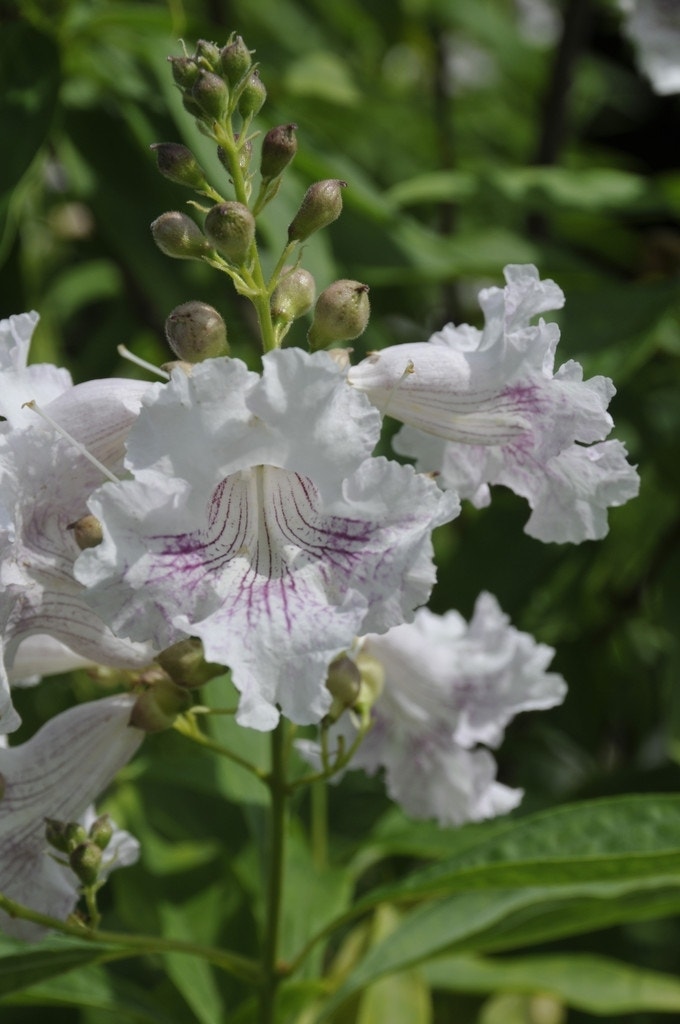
left=0, top=29, right=641, bottom=941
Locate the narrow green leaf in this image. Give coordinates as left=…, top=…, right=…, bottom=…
left=422, top=951, right=680, bottom=1015
left=352, top=795, right=680, bottom=914
left=314, top=875, right=680, bottom=1020
left=0, top=942, right=109, bottom=998
left=159, top=902, right=225, bottom=1024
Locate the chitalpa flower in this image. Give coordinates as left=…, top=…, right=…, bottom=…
left=619, top=0, right=680, bottom=95
left=0, top=313, right=156, bottom=734
left=348, top=264, right=640, bottom=544
left=301, top=593, right=567, bottom=826
left=76, top=348, right=458, bottom=731
left=0, top=694, right=143, bottom=940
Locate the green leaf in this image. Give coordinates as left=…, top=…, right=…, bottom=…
left=422, top=951, right=680, bottom=1015
left=352, top=795, right=680, bottom=913
left=0, top=962, right=180, bottom=1023
left=314, top=875, right=680, bottom=1020
left=159, top=903, right=225, bottom=1024
left=0, top=938, right=110, bottom=998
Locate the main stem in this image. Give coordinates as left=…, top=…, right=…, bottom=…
left=260, top=720, right=288, bottom=1023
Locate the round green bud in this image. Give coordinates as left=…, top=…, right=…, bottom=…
left=238, top=70, right=267, bottom=118
left=156, top=637, right=225, bottom=688
left=69, top=841, right=103, bottom=886
left=194, top=39, right=221, bottom=73
left=165, top=301, right=228, bottom=362
left=151, top=211, right=211, bottom=261
left=45, top=818, right=72, bottom=853
left=151, top=143, right=211, bottom=192
left=168, top=55, right=199, bottom=91
left=308, top=279, right=370, bottom=350
left=325, top=654, right=362, bottom=721
left=67, top=514, right=103, bottom=550
left=287, top=179, right=347, bottom=243
left=220, top=35, right=252, bottom=87
left=204, top=201, right=256, bottom=264
left=88, top=814, right=114, bottom=851
left=129, top=678, right=193, bottom=733
left=270, top=266, right=316, bottom=324
left=260, top=123, right=298, bottom=182
left=192, top=70, right=229, bottom=121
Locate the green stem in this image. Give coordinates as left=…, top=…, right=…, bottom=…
left=173, top=714, right=267, bottom=780
left=0, top=892, right=261, bottom=984
left=260, top=720, right=288, bottom=1024
left=310, top=780, right=328, bottom=871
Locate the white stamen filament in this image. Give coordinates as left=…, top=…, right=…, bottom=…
left=117, top=345, right=170, bottom=380
left=23, top=401, right=121, bottom=484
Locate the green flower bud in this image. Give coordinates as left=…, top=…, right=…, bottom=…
left=220, top=34, right=252, bottom=87
left=88, top=814, right=114, bottom=851
left=194, top=38, right=221, bottom=72
left=45, top=818, right=72, bottom=853
left=238, top=70, right=267, bottom=118
left=151, top=143, right=211, bottom=192
left=355, top=651, right=385, bottom=710
left=67, top=514, right=103, bottom=550
left=287, top=179, right=347, bottom=243
left=192, top=70, right=229, bottom=121
left=204, top=201, right=256, bottom=264
left=168, top=55, right=199, bottom=91
left=129, top=678, right=192, bottom=733
left=165, top=301, right=228, bottom=362
left=270, top=266, right=316, bottom=324
left=156, top=637, right=225, bottom=688
left=260, top=123, right=298, bottom=182
left=151, top=211, right=211, bottom=261
left=308, top=279, right=370, bottom=350
left=325, top=654, right=362, bottom=722
left=69, top=841, right=103, bottom=886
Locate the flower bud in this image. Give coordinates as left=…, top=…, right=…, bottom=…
left=129, top=678, right=192, bottom=733
left=45, top=819, right=89, bottom=853
left=194, top=38, right=221, bottom=72
left=151, top=211, right=211, bottom=260
left=67, top=514, right=103, bottom=550
left=287, top=179, right=347, bottom=243
left=270, top=267, right=316, bottom=324
left=165, top=301, right=228, bottom=362
left=355, top=652, right=385, bottom=709
left=88, top=814, right=114, bottom=851
left=260, top=123, right=298, bottom=182
left=151, top=143, right=211, bottom=192
left=238, top=70, right=267, bottom=118
left=69, top=841, right=103, bottom=886
left=192, top=70, right=229, bottom=121
left=220, top=35, right=252, bottom=87
left=204, top=201, right=256, bottom=264
left=308, top=280, right=370, bottom=350
left=168, top=56, right=199, bottom=91
left=325, top=654, right=362, bottom=722
left=156, top=637, right=225, bottom=688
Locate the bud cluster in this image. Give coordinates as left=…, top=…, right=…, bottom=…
left=45, top=813, right=115, bottom=887
left=149, top=31, right=371, bottom=358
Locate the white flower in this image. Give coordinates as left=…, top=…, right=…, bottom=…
left=77, top=349, right=458, bottom=731
left=620, top=0, right=680, bottom=95
left=348, top=264, right=640, bottom=543
left=0, top=694, right=143, bottom=940
left=306, top=594, right=567, bottom=827
left=0, top=312, right=72, bottom=430
left=0, top=375, right=156, bottom=734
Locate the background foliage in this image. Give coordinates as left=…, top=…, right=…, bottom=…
left=1, top=0, right=680, bottom=1020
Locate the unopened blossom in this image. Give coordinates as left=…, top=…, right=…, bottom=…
left=77, top=349, right=458, bottom=731
left=620, top=0, right=680, bottom=95
left=0, top=694, right=143, bottom=940
left=0, top=330, right=156, bottom=733
left=304, top=593, right=566, bottom=826
left=348, top=264, right=640, bottom=543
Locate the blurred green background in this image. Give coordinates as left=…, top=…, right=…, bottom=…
left=2, top=0, right=680, bottom=1020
